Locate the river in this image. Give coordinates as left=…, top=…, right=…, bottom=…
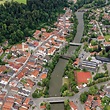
left=49, top=12, right=84, bottom=110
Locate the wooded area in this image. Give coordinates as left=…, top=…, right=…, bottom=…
left=0, top=0, right=68, bottom=44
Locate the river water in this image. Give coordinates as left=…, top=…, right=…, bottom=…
left=49, top=12, right=84, bottom=110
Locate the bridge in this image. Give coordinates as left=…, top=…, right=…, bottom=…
left=43, top=97, right=69, bottom=103
left=69, top=42, right=82, bottom=46
left=60, top=55, right=72, bottom=60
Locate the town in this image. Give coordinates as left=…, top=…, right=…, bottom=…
left=0, top=0, right=110, bottom=110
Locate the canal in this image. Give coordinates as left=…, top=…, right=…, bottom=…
left=49, top=12, right=84, bottom=110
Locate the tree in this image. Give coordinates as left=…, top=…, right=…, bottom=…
left=80, top=92, right=88, bottom=103
left=88, top=85, right=98, bottom=95
left=88, top=57, right=92, bottom=61
left=0, top=0, right=68, bottom=44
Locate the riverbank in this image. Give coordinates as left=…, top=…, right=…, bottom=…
left=49, top=11, right=84, bottom=110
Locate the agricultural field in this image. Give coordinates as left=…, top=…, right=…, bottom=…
left=0, top=0, right=26, bottom=4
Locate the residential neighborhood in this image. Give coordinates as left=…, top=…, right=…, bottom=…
left=0, top=0, right=110, bottom=110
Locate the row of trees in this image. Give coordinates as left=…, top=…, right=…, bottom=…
left=0, top=0, right=68, bottom=44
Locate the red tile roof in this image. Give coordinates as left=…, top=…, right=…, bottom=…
left=97, top=36, right=104, bottom=40
left=16, top=72, right=24, bottom=80
left=23, top=98, right=30, bottom=106
left=74, top=71, right=92, bottom=85
left=40, top=74, right=47, bottom=79
left=3, top=101, right=14, bottom=110
left=73, top=58, right=80, bottom=65
left=31, top=70, right=39, bottom=77
left=40, top=105, right=46, bottom=109
left=69, top=101, right=77, bottom=110
left=0, top=66, right=7, bottom=73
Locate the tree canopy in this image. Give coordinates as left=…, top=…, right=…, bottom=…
left=0, top=0, right=68, bottom=44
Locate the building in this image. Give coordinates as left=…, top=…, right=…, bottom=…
left=80, top=60, right=98, bottom=71
left=74, top=71, right=92, bottom=86
left=69, top=101, right=77, bottom=110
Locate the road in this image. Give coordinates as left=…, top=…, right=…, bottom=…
left=30, top=81, right=109, bottom=110
left=95, top=21, right=104, bottom=37
left=106, top=0, right=108, bottom=4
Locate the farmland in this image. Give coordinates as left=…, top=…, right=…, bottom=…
left=0, top=0, right=26, bottom=4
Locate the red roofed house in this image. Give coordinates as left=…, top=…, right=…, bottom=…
left=31, top=70, right=39, bottom=78
left=0, top=48, right=3, bottom=56
left=103, top=42, right=110, bottom=47
left=69, top=101, right=77, bottom=110
left=0, top=66, right=7, bottom=74
left=40, top=73, right=47, bottom=80
left=48, top=47, right=56, bottom=55
left=40, top=105, right=46, bottom=110
left=33, top=30, right=41, bottom=39
left=74, top=71, right=92, bottom=86
left=16, top=72, right=24, bottom=80
left=23, top=98, right=30, bottom=106
left=73, top=58, right=80, bottom=65
left=97, top=36, right=105, bottom=42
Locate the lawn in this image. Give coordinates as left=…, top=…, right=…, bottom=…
left=14, top=0, right=26, bottom=4
left=0, top=0, right=26, bottom=4
left=105, top=35, right=110, bottom=42
left=105, top=106, right=110, bottom=110
left=62, top=77, right=69, bottom=86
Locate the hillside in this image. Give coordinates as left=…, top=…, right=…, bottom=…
left=0, top=0, right=68, bottom=44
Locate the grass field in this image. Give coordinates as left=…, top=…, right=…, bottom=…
left=62, top=77, right=69, bottom=86
left=105, top=35, right=110, bottom=42
left=0, top=0, right=26, bottom=4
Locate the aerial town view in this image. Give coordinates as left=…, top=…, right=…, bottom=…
left=0, top=0, right=110, bottom=110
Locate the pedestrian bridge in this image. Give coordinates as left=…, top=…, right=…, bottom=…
left=69, top=42, right=82, bottom=46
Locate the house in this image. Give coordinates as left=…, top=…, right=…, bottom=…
left=73, top=58, right=80, bottom=65
left=38, top=46, right=46, bottom=54
left=103, top=14, right=110, bottom=21
left=2, top=101, right=14, bottom=110
left=0, top=48, right=3, bottom=55
left=31, top=70, right=39, bottom=78
left=48, top=47, right=56, bottom=55
left=18, top=88, right=30, bottom=96
left=16, top=72, right=25, bottom=80
left=9, top=79, right=18, bottom=87
left=69, top=101, right=77, bottom=110
left=23, top=98, right=30, bottom=106
left=0, top=66, right=7, bottom=74
left=0, top=76, right=10, bottom=85
left=14, top=94, right=23, bottom=105
left=27, top=61, right=36, bottom=68
left=16, top=56, right=27, bottom=64
left=33, top=30, right=41, bottom=39
left=24, top=79, right=34, bottom=89
left=74, top=71, right=92, bottom=86
left=40, top=73, right=47, bottom=80
left=10, top=87, right=19, bottom=92
left=97, top=36, right=105, bottom=42
left=0, top=92, right=6, bottom=108
left=19, top=107, right=28, bottom=110
left=40, top=105, right=46, bottom=110
left=103, top=42, right=110, bottom=47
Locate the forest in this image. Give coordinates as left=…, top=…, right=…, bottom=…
left=0, top=0, right=68, bottom=44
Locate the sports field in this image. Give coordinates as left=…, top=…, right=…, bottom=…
left=0, top=0, right=26, bottom=4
